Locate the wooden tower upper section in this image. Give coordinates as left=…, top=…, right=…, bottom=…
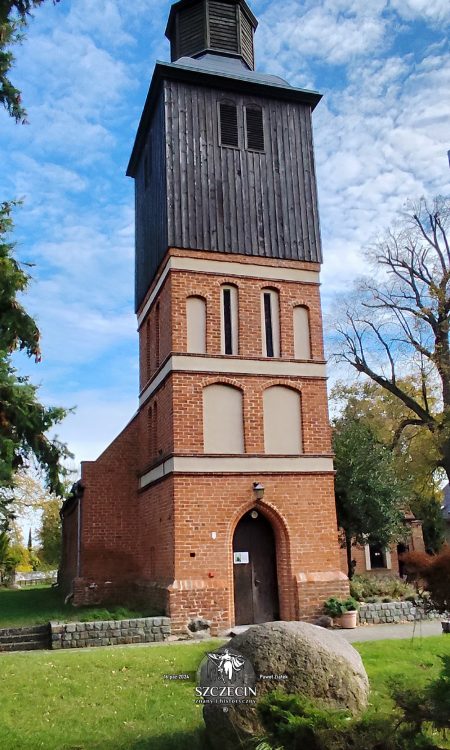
left=127, top=0, right=323, bottom=312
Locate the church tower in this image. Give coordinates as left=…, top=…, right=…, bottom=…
left=61, top=0, right=348, bottom=633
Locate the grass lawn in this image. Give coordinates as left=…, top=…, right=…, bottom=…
left=0, top=586, right=159, bottom=628
left=0, top=635, right=449, bottom=749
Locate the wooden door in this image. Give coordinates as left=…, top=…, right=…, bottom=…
left=233, top=509, right=279, bottom=625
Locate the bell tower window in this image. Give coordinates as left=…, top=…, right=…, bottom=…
left=261, top=289, right=280, bottom=357
left=221, top=285, right=238, bottom=355
left=219, top=101, right=239, bottom=148
left=245, top=106, right=264, bottom=151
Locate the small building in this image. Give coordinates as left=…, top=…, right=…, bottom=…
left=60, top=0, right=348, bottom=633
left=339, top=511, right=426, bottom=579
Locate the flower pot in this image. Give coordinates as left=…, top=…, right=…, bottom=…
left=340, top=610, right=358, bottom=629
left=442, top=620, right=450, bottom=634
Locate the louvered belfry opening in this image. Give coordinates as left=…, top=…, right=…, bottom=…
left=166, top=0, right=257, bottom=70
left=219, top=101, right=239, bottom=147
left=177, top=2, right=205, bottom=58
left=245, top=106, right=264, bottom=150
left=209, top=1, right=239, bottom=53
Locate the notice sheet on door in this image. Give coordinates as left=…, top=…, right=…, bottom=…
left=234, top=551, right=249, bottom=564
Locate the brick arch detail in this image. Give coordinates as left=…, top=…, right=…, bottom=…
left=227, top=498, right=295, bottom=624
left=262, top=381, right=302, bottom=395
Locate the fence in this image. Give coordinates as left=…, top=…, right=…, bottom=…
left=13, top=570, right=58, bottom=586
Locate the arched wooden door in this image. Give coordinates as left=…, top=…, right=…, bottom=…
left=233, top=509, right=279, bottom=625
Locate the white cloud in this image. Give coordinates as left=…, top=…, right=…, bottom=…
left=391, top=0, right=450, bottom=25
left=258, top=0, right=389, bottom=80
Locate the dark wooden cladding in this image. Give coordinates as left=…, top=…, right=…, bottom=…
left=166, top=0, right=256, bottom=70
left=164, top=80, right=322, bottom=265
left=135, top=93, right=167, bottom=310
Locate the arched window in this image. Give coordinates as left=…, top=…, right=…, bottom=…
left=186, top=296, right=207, bottom=354
left=261, top=288, right=280, bottom=357
left=155, top=302, right=160, bottom=368
left=153, top=400, right=158, bottom=459
left=203, top=384, right=244, bottom=453
left=263, top=386, right=302, bottom=454
left=293, top=306, right=311, bottom=359
left=219, top=100, right=238, bottom=148
left=220, top=284, right=239, bottom=355
left=146, top=317, right=151, bottom=381
left=147, top=405, right=153, bottom=459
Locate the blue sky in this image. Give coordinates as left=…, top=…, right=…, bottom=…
left=1, top=0, right=450, bottom=470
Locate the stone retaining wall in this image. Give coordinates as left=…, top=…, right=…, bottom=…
left=50, top=617, right=171, bottom=649
left=359, top=601, right=439, bottom=624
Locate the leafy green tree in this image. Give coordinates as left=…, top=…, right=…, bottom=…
left=37, top=497, right=61, bottom=565
left=333, top=414, right=405, bottom=578
left=331, top=379, right=445, bottom=552
left=1, top=1, right=60, bottom=122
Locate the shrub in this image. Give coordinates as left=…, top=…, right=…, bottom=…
left=390, top=655, right=450, bottom=734
left=349, top=574, right=416, bottom=602
left=255, top=689, right=441, bottom=750
left=323, top=596, right=359, bottom=617
left=401, top=548, right=450, bottom=614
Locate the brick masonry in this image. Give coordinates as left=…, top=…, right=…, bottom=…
left=60, top=250, right=349, bottom=633
left=50, top=617, right=171, bottom=649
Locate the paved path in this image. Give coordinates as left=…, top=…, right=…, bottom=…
left=338, top=620, right=444, bottom=642
left=227, top=620, right=445, bottom=643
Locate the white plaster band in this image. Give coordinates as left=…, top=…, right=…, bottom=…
left=137, top=255, right=320, bottom=326
left=139, top=355, right=327, bottom=405
left=139, top=455, right=334, bottom=488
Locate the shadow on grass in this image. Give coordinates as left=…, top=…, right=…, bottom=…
left=0, top=586, right=159, bottom=628
left=126, top=728, right=211, bottom=750
left=79, top=727, right=212, bottom=750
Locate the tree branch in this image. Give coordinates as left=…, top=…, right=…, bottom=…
left=391, top=418, right=425, bottom=449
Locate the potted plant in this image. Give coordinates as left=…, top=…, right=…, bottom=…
left=324, top=596, right=359, bottom=629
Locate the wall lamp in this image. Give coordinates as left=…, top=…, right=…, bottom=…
left=253, top=482, right=265, bottom=500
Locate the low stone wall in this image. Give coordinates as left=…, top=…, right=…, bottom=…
left=50, top=617, right=171, bottom=649
left=359, top=601, right=439, bottom=624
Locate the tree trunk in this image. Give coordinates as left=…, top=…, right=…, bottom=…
left=345, top=531, right=354, bottom=580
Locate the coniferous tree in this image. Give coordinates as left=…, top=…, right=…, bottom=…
left=0, top=202, right=71, bottom=524
left=1, top=1, right=60, bottom=122
left=1, top=2, right=69, bottom=526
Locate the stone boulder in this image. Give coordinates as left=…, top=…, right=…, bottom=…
left=203, top=621, right=369, bottom=750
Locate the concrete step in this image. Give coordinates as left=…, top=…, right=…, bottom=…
left=0, top=639, right=50, bottom=652
left=0, top=624, right=50, bottom=652
left=0, top=631, right=49, bottom=645
left=0, top=624, right=49, bottom=637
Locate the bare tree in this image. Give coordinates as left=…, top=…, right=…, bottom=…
left=335, top=196, right=450, bottom=482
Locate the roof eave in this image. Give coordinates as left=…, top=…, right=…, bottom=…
left=126, top=61, right=322, bottom=178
